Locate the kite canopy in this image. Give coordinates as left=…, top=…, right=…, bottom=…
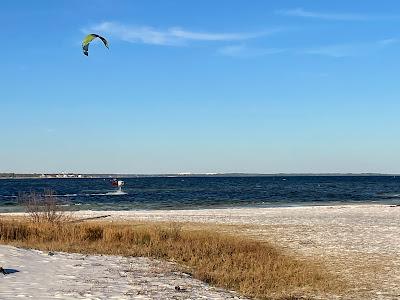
left=82, top=34, right=109, bottom=56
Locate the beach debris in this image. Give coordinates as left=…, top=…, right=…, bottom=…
left=174, top=285, right=187, bottom=292
left=181, top=271, right=192, bottom=277
left=48, top=251, right=55, bottom=256
left=70, top=214, right=111, bottom=223
left=82, top=33, right=109, bottom=56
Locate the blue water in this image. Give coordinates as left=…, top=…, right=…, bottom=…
left=0, top=176, right=399, bottom=212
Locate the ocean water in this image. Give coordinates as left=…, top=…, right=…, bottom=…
left=0, top=176, right=399, bottom=212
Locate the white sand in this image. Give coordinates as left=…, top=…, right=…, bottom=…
left=0, top=245, right=245, bottom=300
left=2, top=204, right=400, bottom=299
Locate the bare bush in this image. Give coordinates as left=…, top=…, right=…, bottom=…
left=18, top=190, right=70, bottom=223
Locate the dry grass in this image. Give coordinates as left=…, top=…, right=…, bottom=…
left=0, top=218, right=342, bottom=299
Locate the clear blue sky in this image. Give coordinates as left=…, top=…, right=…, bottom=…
left=1, top=0, right=400, bottom=174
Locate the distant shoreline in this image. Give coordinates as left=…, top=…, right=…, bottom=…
left=1, top=173, right=399, bottom=180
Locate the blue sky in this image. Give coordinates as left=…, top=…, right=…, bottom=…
left=1, top=0, right=400, bottom=174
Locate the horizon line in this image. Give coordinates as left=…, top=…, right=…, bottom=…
left=1, top=172, right=399, bottom=177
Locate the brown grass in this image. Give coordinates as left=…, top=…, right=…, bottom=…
left=0, top=218, right=341, bottom=299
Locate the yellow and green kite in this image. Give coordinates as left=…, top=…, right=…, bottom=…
left=82, top=34, right=109, bottom=56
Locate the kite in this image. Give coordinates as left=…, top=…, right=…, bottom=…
left=82, top=34, right=109, bottom=56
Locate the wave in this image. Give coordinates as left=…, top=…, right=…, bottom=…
left=105, top=190, right=127, bottom=196
left=0, top=194, right=79, bottom=199
left=377, top=193, right=400, bottom=198
left=52, top=194, right=78, bottom=198
left=0, top=192, right=128, bottom=199
left=85, top=191, right=127, bottom=196
left=25, top=192, right=128, bottom=198
left=59, top=203, right=84, bottom=207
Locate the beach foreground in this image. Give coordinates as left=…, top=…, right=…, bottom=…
left=0, top=245, right=245, bottom=300
left=2, top=204, right=400, bottom=299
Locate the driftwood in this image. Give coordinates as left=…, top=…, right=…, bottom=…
left=69, top=215, right=111, bottom=223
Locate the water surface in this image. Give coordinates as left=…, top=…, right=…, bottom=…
left=0, top=176, right=399, bottom=212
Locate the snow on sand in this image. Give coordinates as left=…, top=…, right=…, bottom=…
left=0, top=245, right=245, bottom=300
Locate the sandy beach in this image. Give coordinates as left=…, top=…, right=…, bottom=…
left=2, top=204, right=400, bottom=299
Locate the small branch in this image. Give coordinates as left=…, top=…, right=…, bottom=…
left=69, top=215, right=112, bottom=223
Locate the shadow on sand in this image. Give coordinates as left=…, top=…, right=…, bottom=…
left=1, top=268, right=19, bottom=275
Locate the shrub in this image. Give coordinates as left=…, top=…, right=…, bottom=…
left=18, top=190, right=70, bottom=223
